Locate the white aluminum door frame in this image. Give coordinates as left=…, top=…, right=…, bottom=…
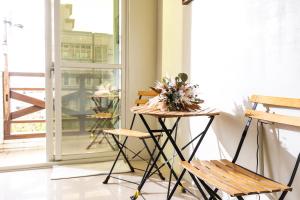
left=53, top=0, right=62, bottom=161
left=45, top=0, right=54, bottom=161
left=46, top=0, right=127, bottom=161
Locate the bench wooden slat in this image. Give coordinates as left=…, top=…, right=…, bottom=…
left=245, top=109, right=300, bottom=127
left=250, top=95, right=300, bottom=109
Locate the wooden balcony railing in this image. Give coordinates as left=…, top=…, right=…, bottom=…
left=3, top=72, right=46, bottom=139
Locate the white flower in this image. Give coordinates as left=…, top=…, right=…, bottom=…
left=146, top=73, right=203, bottom=111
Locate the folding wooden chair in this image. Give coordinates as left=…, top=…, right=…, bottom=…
left=86, top=95, right=120, bottom=150
left=181, top=95, right=300, bottom=200
left=103, top=90, right=166, bottom=184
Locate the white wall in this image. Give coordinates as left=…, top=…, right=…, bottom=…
left=0, top=10, right=4, bottom=144
left=0, top=72, right=3, bottom=144
left=157, top=0, right=193, bottom=172
left=159, top=0, right=300, bottom=199
left=125, top=0, right=157, bottom=157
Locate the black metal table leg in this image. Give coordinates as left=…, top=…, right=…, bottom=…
left=131, top=136, right=170, bottom=200
left=131, top=116, right=185, bottom=200
left=166, top=124, right=178, bottom=199
left=139, top=115, right=186, bottom=186
left=141, top=138, right=165, bottom=181
left=131, top=114, right=215, bottom=200
left=138, top=138, right=161, bottom=186
left=160, top=116, right=215, bottom=200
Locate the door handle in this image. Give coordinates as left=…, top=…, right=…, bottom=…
left=49, top=62, right=54, bottom=78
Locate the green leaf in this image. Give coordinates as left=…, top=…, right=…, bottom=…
left=175, top=77, right=180, bottom=84
left=162, top=77, right=170, bottom=84
left=178, top=73, right=188, bottom=83
left=177, top=82, right=183, bottom=87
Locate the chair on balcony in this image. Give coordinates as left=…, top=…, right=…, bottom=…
left=86, top=95, right=120, bottom=150
left=103, top=90, right=166, bottom=184
left=181, top=95, right=300, bottom=200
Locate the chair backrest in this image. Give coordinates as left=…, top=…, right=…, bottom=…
left=245, top=95, right=300, bottom=127
left=129, top=90, right=158, bottom=129
left=233, top=95, right=300, bottom=197
left=135, top=90, right=158, bottom=106
left=233, top=95, right=300, bottom=163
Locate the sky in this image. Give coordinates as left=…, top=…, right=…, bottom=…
left=0, top=0, right=45, bottom=73
left=61, top=0, right=113, bottom=34
left=0, top=0, right=114, bottom=74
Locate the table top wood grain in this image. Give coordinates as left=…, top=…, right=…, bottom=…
left=131, top=106, right=220, bottom=118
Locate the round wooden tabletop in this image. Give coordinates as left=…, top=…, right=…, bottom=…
left=130, top=106, right=220, bottom=118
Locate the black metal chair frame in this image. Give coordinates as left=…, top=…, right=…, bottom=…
left=130, top=113, right=216, bottom=200
left=87, top=96, right=120, bottom=150
left=173, top=102, right=300, bottom=200
left=86, top=116, right=118, bottom=150
left=103, top=111, right=166, bottom=185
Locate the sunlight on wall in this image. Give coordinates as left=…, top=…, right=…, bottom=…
left=161, top=0, right=183, bottom=78
left=158, top=0, right=300, bottom=199
left=125, top=0, right=158, bottom=158
left=189, top=0, right=300, bottom=199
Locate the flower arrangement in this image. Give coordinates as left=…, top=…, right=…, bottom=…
left=147, top=73, right=204, bottom=111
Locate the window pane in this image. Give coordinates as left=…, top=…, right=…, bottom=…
left=61, top=68, right=121, bottom=155
left=60, top=0, right=120, bottom=64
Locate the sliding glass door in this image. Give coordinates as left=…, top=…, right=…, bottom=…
left=46, top=0, right=125, bottom=161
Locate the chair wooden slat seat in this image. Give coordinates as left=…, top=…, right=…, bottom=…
left=92, top=112, right=113, bottom=119
left=181, top=159, right=292, bottom=197
left=104, top=129, right=162, bottom=138
left=180, top=95, right=300, bottom=200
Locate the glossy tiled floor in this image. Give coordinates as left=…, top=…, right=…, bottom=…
left=0, top=138, right=46, bottom=168
left=0, top=136, right=116, bottom=168
left=0, top=161, right=201, bottom=200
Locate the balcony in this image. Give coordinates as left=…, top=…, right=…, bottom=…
left=3, top=71, right=46, bottom=140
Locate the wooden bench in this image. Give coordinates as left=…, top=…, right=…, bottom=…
left=181, top=95, right=300, bottom=199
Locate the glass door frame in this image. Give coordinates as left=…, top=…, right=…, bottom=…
left=45, top=0, right=127, bottom=161
left=45, top=0, right=53, bottom=161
